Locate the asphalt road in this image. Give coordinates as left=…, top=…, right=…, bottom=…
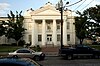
left=38, top=56, right=100, bottom=66
left=1, top=53, right=100, bottom=66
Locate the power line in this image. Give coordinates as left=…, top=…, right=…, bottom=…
left=74, top=0, right=86, bottom=11
left=80, top=0, right=95, bottom=11
left=65, top=0, right=82, bottom=7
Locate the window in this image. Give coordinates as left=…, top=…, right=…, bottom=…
left=46, top=20, right=52, bottom=31
left=57, top=34, right=61, bottom=41
left=47, top=24, right=51, bottom=30
left=67, top=22, right=70, bottom=29
left=17, top=50, right=30, bottom=53
left=38, top=35, right=42, bottom=41
left=57, top=24, right=60, bottom=30
left=28, top=35, right=32, bottom=42
left=56, top=20, right=61, bottom=30
left=28, top=23, right=32, bottom=30
left=38, top=23, right=42, bottom=31
left=67, top=34, right=70, bottom=41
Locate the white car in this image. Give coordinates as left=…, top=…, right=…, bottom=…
left=8, top=48, right=45, bottom=61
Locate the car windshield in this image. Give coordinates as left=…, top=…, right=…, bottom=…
left=27, top=48, right=35, bottom=53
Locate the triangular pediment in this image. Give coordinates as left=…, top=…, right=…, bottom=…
left=30, top=2, right=61, bottom=16
left=25, top=2, right=71, bottom=17
left=35, top=9, right=60, bottom=15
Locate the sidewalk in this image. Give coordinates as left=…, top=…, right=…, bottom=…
left=41, top=47, right=59, bottom=56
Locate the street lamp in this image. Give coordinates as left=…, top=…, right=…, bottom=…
left=56, top=0, right=69, bottom=49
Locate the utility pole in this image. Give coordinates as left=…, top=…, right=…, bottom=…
left=56, top=0, right=69, bottom=49
left=56, top=0, right=82, bottom=49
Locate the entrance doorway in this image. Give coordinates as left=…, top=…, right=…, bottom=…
left=46, top=34, right=54, bottom=47
left=46, top=34, right=52, bottom=44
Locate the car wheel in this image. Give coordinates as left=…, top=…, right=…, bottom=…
left=67, top=55, right=73, bottom=60
left=93, top=54, right=99, bottom=59
left=13, top=55, right=18, bottom=58
left=34, top=56, right=40, bottom=61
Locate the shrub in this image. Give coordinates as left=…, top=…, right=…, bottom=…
left=32, top=45, right=41, bottom=52
left=18, top=40, right=26, bottom=46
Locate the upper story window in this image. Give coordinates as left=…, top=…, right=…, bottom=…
left=56, top=20, right=61, bottom=30
left=47, top=23, right=51, bottom=30
left=35, top=20, right=42, bottom=32
left=46, top=20, right=53, bottom=31
left=57, top=24, right=60, bottom=30
left=37, top=23, right=42, bottom=31
left=28, top=23, right=32, bottom=30
left=67, top=22, right=70, bottom=29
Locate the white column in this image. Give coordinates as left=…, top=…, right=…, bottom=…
left=53, top=19, right=57, bottom=46
left=63, top=19, right=67, bottom=46
left=42, top=20, right=46, bottom=46
left=31, top=20, right=36, bottom=46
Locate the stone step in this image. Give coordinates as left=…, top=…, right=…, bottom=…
left=44, top=52, right=58, bottom=56
left=41, top=47, right=59, bottom=52
left=41, top=47, right=59, bottom=56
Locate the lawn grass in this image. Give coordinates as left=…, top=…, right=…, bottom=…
left=0, top=45, right=100, bottom=52
left=0, top=46, right=23, bottom=52
left=86, top=44, right=100, bottom=50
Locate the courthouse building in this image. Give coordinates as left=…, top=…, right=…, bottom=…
left=0, top=2, right=75, bottom=47
left=23, top=2, right=75, bottom=47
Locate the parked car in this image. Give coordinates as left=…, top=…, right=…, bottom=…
left=0, top=57, right=42, bottom=66
left=8, top=48, right=45, bottom=61
left=59, top=44, right=100, bottom=60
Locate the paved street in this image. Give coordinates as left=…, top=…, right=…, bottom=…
left=38, top=56, right=100, bottom=66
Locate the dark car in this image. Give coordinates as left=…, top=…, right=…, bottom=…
left=0, top=57, right=42, bottom=66
left=59, top=44, right=100, bottom=60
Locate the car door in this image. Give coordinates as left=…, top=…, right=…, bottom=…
left=16, top=49, right=32, bottom=58
left=75, top=46, right=92, bottom=56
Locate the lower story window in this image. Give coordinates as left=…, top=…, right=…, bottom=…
left=57, top=34, right=60, bottom=41
left=67, top=34, right=70, bottom=41
left=38, top=35, right=42, bottom=41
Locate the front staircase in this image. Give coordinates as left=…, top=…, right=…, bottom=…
left=41, top=47, right=59, bottom=56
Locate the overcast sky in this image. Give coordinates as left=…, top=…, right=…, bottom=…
left=0, top=0, right=100, bottom=17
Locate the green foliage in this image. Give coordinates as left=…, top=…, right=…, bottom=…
left=75, top=5, right=100, bottom=44
left=0, top=21, right=6, bottom=36
left=0, top=46, right=22, bottom=52
left=32, top=45, right=41, bottom=52
left=18, top=40, right=26, bottom=46
left=4, top=11, right=26, bottom=45
left=83, top=5, right=100, bottom=39
left=75, top=11, right=88, bottom=44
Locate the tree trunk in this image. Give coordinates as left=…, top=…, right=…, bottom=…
left=16, top=41, right=18, bottom=46
left=80, top=39, right=84, bottom=44
left=16, top=38, right=22, bottom=46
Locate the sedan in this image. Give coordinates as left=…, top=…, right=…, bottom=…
left=8, top=48, right=45, bottom=61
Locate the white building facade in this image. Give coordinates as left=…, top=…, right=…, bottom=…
left=23, top=2, right=75, bottom=47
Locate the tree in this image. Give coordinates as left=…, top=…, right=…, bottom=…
left=75, top=11, right=88, bottom=44
left=0, top=21, right=6, bottom=36
left=83, top=5, right=100, bottom=37
left=5, top=11, right=26, bottom=46
left=75, top=5, right=100, bottom=44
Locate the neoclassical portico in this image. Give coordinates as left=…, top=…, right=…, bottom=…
left=24, top=2, right=75, bottom=47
